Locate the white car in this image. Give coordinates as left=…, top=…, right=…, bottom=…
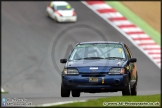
left=46, top=1, right=77, bottom=22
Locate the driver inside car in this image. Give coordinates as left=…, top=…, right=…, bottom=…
left=85, top=47, right=99, bottom=58
left=74, top=47, right=99, bottom=59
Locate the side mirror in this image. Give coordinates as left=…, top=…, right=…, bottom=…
left=129, top=58, right=137, bottom=63
left=60, top=59, right=67, bottom=63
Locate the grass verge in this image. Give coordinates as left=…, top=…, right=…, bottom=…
left=48, top=94, right=161, bottom=107
left=106, top=2, right=160, bottom=45
left=1, top=91, right=9, bottom=94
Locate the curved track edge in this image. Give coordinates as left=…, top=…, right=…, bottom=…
left=82, top=1, right=161, bottom=69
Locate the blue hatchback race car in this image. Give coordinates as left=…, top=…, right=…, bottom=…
left=60, top=41, right=138, bottom=97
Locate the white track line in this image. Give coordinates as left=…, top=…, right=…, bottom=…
left=121, top=27, right=143, bottom=32
left=90, top=4, right=112, bottom=10
left=36, top=100, right=87, bottom=107
left=102, top=12, right=123, bottom=18
left=1, top=88, right=9, bottom=93
left=1, top=88, right=5, bottom=92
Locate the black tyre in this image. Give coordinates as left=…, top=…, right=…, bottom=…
left=131, top=72, right=138, bottom=96
left=61, top=84, right=70, bottom=97
left=71, top=90, right=80, bottom=97
left=54, top=17, right=58, bottom=23
left=122, top=80, right=131, bottom=96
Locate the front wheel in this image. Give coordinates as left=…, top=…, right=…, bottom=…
left=61, top=84, right=70, bottom=97
left=122, top=81, right=131, bottom=96
left=131, top=72, right=138, bottom=96
left=131, top=85, right=137, bottom=96
left=71, top=90, right=80, bottom=97
left=54, top=16, right=58, bottom=22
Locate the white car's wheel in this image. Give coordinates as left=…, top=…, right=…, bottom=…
left=54, top=17, right=58, bottom=22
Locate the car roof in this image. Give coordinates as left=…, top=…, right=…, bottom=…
left=79, top=41, right=123, bottom=44
left=51, top=1, right=69, bottom=6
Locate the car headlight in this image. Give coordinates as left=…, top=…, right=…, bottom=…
left=63, top=68, right=79, bottom=75
left=108, top=68, right=125, bottom=74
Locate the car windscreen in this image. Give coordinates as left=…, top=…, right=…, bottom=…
left=56, top=5, right=72, bottom=10
left=69, top=43, right=126, bottom=60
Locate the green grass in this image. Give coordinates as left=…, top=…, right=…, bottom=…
left=1, top=91, right=9, bottom=94
left=48, top=94, right=161, bottom=107
left=106, top=2, right=161, bottom=45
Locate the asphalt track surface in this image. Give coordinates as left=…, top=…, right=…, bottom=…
left=2, top=1, right=160, bottom=105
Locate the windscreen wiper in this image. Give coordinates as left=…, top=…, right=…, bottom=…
left=74, top=57, right=105, bottom=60
left=105, top=57, right=124, bottom=60
left=83, top=57, right=104, bottom=59
left=74, top=58, right=84, bottom=60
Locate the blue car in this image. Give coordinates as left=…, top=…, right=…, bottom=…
left=60, top=41, right=138, bottom=97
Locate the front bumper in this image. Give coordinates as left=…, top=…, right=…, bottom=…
left=62, top=74, right=129, bottom=92
left=56, top=16, right=77, bottom=22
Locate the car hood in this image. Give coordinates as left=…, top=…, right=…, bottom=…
left=58, top=10, right=73, bottom=17
left=66, top=59, right=126, bottom=73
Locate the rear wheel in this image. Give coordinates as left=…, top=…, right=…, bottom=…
left=61, top=84, right=70, bottom=97
left=71, top=90, right=80, bottom=97
left=122, top=79, right=131, bottom=96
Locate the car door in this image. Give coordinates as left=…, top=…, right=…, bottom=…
left=124, top=44, right=137, bottom=80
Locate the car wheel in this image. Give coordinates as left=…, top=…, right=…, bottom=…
left=122, top=80, right=131, bottom=96
left=71, top=90, right=80, bottom=97
left=61, top=84, right=70, bottom=97
left=131, top=72, right=138, bottom=96
left=131, top=85, right=137, bottom=96
left=54, top=17, right=58, bottom=22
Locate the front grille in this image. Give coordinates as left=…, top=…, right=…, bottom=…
left=79, top=83, right=107, bottom=86
left=82, top=74, right=105, bottom=77
left=81, top=72, right=107, bottom=77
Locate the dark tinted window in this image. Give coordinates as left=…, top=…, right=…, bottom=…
left=56, top=5, right=72, bottom=10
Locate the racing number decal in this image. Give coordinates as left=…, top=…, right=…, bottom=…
left=66, top=5, right=71, bottom=9
left=126, top=66, right=129, bottom=70
left=118, top=48, right=122, bottom=53
left=50, top=3, right=53, bottom=7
